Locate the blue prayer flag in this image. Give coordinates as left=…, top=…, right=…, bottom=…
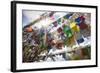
left=77, top=37, right=84, bottom=44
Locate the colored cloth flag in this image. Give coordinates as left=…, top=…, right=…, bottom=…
left=75, top=16, right=85, bottom=25
left=57, top=18, right=61, bottom=25
left=66, top=30, right=73, bottom=38
left=53, top=21, right=58, bottom=27
left=70, top=22, right=80, bottom=32
left=63, top=25, right=70, bottom=33
left=75, top=16, right=87, bottom=30
left=26, top=26, right=33, bottom=32
left=57, top=27, right=62, bottom=33
left=63, top=25, right=73, bottom=38
left=49, top=12, right=55, bottom=17
left=78, top=23, right=88, bottom=30
left=75, top=32, right=86, bottom=46
left=75, top=17, right=81, bottom=24
left=50, top=16, right=55, bottom=20
left=80, top=16, right=85, bottom=22
left=77, top=37, right=84, bottom=44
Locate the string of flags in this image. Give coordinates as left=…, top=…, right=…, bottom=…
left=47, top=13, right=89, bottom=44
left=25, top=12, right=89, bottom=45
left=48, top=13, right=87, bottom=31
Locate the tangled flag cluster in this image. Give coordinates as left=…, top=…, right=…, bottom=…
left=47, top=13, right=90, bottom=44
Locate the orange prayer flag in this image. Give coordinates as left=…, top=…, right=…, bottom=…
left=26, top=26, right=33, bottom=32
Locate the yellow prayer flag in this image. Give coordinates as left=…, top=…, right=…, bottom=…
left=70, top=22, right=80, bottom=32
left=70, top=22, right=76, bottom=29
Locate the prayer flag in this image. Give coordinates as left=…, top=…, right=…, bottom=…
left=77, top=37, right=84, bottom=44
left=75, top=16, right=85, bottom=25
left=63, top=26, right=73, bottom=38
left=70, top=22, right=80, bottom=32
left=57, top=27, right=62, bottom=33
left=57, top=18, right=61, bottom=25
left=78, top=23, right=88, bottom=30
left=53, top=21, right=58, bottom=27
left=26, top=26, right=33, bottom=32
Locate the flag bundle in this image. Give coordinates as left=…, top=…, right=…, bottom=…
left=48, top=13, right=89, bottom=44
left=75, top=16, right=88, bottom=30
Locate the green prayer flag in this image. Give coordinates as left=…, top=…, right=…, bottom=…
left=66, top=30, right=73, bottom=38
left=63, top=26, right=73, bottom=38
left=57, top=18, right=61, bottom=24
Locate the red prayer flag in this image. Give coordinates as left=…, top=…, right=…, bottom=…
left=57, top=27, right=62, bottom=33
left=79, top=23, right=88, bottom=30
